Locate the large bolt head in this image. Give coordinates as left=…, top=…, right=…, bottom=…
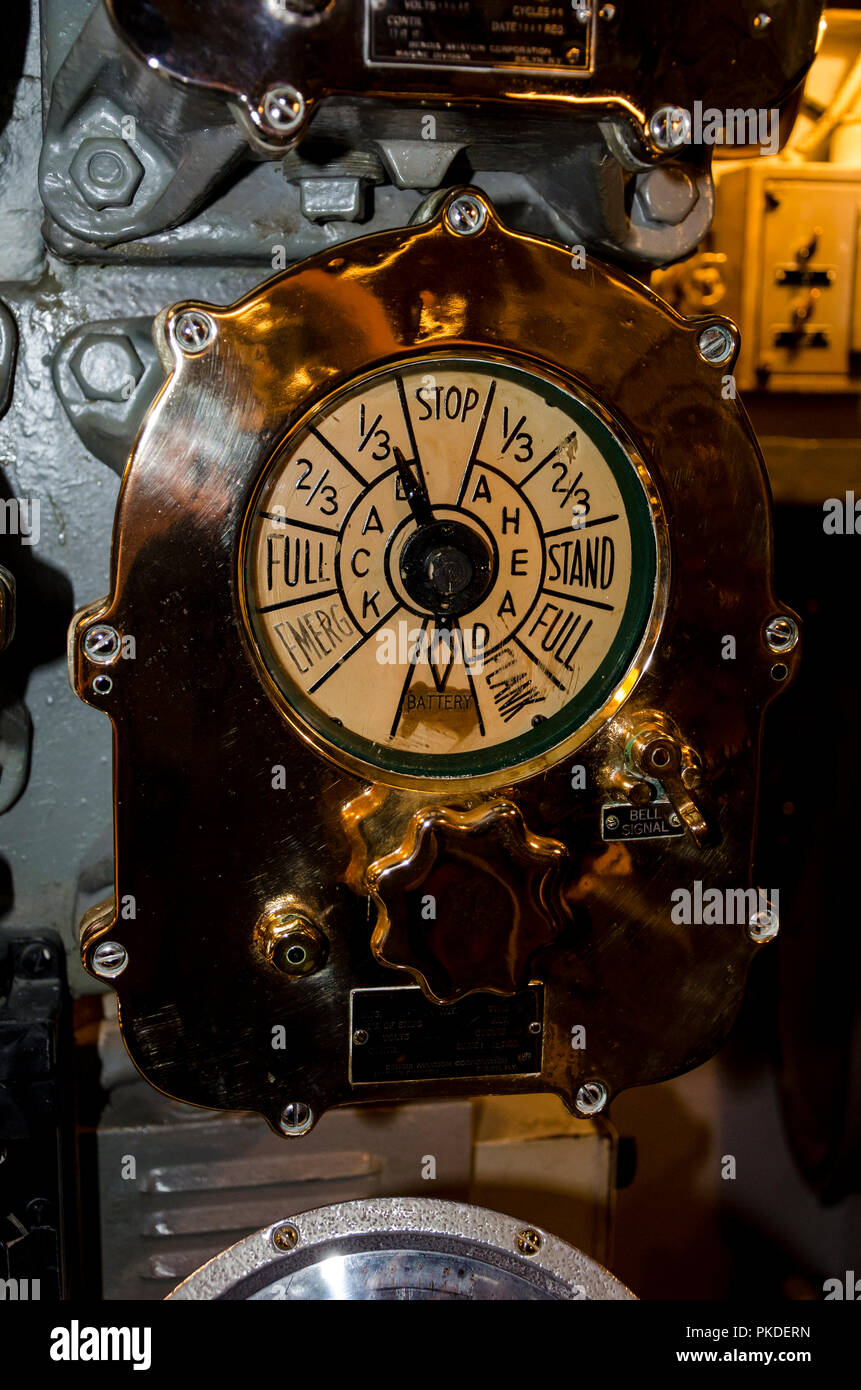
left=70, top=333, right=144, bottom=403
left=70, top=138, right=144, bottom=210
left=637, top=167, right=699, bottom=226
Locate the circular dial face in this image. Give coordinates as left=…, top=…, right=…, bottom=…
left=243, top=356, right=660, bottom=780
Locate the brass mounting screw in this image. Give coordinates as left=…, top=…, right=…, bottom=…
left=516, top=1228, right=543, bottom=1256
left=271, top=1222, right=299, bottom=1252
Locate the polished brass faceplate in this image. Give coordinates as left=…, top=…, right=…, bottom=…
left=109, top=0, right=823, bottom=161
left=70, top=188, right=797, bottom=1134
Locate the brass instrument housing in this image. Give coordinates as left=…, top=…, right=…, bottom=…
left=71, top=189, right=797, bottom=1133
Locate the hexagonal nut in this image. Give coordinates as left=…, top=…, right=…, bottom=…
left=69, top=333, right=145, bottom=404
left=636, top=167, right=699, bottom=226
left=69, top=138, right=144, bottom=211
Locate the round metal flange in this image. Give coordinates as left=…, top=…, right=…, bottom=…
left=167, top=1198, right=635, bottom=1300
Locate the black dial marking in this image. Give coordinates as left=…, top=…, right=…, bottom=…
left=308, top=602, right=401, bottom=694
left=544, top=514, right=619, bottom=538
left=390, top=616, right=430, bottom=738
left=308, top=427, right=370, bottom=489
left=500, top=413, right=527, bottom=455
left=512, top=635, right=567, bottom=693
left=519, top=438, right=575, bottom=488
left=395, top=374, right=430, bottom=500
left=453, top=615, right=486, bottom=737
left=541, top=588, right=614, bottom=613
left=456, top=379, right=496, bottom=506
left=259, top=511, right=339, bottom=537
left=257, top=589, right=338, bottom=615
left=567, top=617, right=593, bottom=662
left=394, top=445, right=434, bottom=528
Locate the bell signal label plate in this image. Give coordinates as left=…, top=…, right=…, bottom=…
left=349, top=985, right=544, bottom=1084
left=601, top=800, right=685, bottom=841
left=367, top=1, right=594, bottom=75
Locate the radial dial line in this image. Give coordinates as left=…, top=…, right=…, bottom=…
left=541, top=588, right=615, bottom=613
left=520, top=440, right=574, bottom=488
left=393, top=445, right=434, bottom=528
left=257, top=588, right=338, bottom=614
left=512, top=636, right=568, bottom=693
left=258, top=511, right=340, bottom=537
left=390, top=616, right=430, bottom=738
left=395, top=374, right=430, bottom=500
left=308, top=602, right=402, bottom=694
left=456, top=379, right=496, bottom=506
left=308, top=427, right=370, bottom=489
left=453, top=616, right=486, bottom=737
left=544, top=513, right=619, bottom=538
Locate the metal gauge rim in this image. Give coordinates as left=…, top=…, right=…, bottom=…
left=238, top=347, right=670, bottom=792
left=166, top=1197, right=636, bottom=1301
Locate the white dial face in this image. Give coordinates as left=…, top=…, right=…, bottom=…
left=243, top=356, right=660, bottom=780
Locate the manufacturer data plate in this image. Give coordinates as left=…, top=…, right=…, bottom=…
left=367, top=1, right=593, bottom=74
left=602, top=800, right=685, bottom=841
left=349, top=984, right=544, bottom=1084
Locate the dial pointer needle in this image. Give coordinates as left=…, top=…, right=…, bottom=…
left=394, top=445, right=433, bottom=528
left=393, top=446, right=451, bottom=632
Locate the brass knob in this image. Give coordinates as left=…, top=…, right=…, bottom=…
left=366, top=800, right=570, bottom=1003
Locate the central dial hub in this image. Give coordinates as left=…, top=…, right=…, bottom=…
left=399, top=519, right=494, bottom=616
